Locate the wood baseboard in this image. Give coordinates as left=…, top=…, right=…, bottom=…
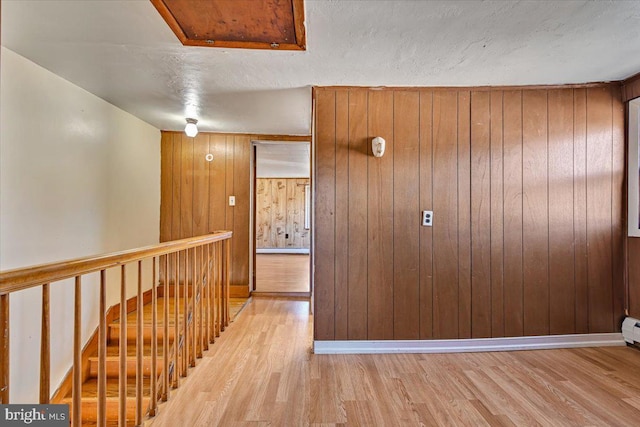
left=256, top=249, right=310, bottom=254
left=251, top=292, right=310, bottom=299
left=230, top=286, right=250, bottom=298
left=313, top=333, right=625, bottom=354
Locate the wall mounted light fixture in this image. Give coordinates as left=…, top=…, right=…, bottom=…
left=185, top=118, right=198, bottom=137
left=372, top=136, right=386, bottom=157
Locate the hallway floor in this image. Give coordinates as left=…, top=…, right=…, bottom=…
left=148, top=298, right=640, bottom=426
left=255, top=254, right=310, bottom=293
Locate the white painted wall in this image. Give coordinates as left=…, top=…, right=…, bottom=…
left=0, top=47, right=161, bottom=403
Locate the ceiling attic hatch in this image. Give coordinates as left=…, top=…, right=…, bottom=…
left=150, top=0, right=306, bottom=50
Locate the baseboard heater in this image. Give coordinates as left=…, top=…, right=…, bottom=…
left=622, top=317, right=640, bottom=345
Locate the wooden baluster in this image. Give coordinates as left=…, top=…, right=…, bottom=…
left=150, top=257, right=158, bottom=415
left=173, top=251, right=180, bottom=387
left=162, top=255, right=170, bottom=400
left=213, top=244, right=218, bottom=335
left=98, top=270, right=107, bottom=427
left=119, top=265, right=127, bottom=427
left=73, top=276, right=82, bottom=427
left=39, top=283, right=50, bottom=404
left=223, top=239, right=231, bottom=328
left=182, top=250, right=189, bottom=375
left=210, top=244, right=215, bottom=339
left=0, top=294, right=8, bottom=404
left=206, top=244, right=212, bottom=345
left=201, top=245, right=211, bottom=351
left=198, top=246, right=208, bottom=357
left=136, top=261, right=143, bottom=426
left=195, top=246, right=201, bottom=359
left=191, top=248, right=197, bottom=365
left=216, top=243, right=222, bottom=337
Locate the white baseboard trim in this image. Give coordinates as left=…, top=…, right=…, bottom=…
left=313, top=333, right=625, bottom=354
left=256, top=248, right=310, bottom=254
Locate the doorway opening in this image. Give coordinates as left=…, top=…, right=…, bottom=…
left=251, top=141, right=311, bottom=297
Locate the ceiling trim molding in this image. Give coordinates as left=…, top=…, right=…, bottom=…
left=314, top=82, right=620, bottom=93
left=160, top=131, right=310, bottom=141
left=622, top=72, right=640, bottom=103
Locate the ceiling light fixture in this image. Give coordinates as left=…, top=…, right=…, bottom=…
left=185, top=118, right=198, bottom=137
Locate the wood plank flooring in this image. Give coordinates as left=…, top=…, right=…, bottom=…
left=149, top=298, right=640, bottom=426
left=255, top=254, right=310, bottom=293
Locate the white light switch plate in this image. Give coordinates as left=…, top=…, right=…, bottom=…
left=229, top=196, right=236, bottom=206
left=422, top=210, right=433, bottom=226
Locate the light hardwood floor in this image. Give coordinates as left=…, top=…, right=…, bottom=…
left=149, top=298, right=640, bottom=426
left=255, top=254, right=310, bottom=293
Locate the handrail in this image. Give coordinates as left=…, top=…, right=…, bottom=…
left=0, top=231, right=233, bottom=427
left=0, top=231, right=232, bottom=295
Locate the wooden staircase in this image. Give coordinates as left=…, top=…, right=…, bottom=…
left=56, top=284, right=223, bottom=426
left=0, top=232, right=232, bottom=427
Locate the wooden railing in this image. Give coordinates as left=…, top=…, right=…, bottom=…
left=0, top=231, right=232, bottom=426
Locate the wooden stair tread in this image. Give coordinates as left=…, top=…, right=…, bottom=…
left=57, top=279, right=229, bottom=426
left=112, top=297, right=189, bottom=325
left=101, top=343, right=166, bottom=357
left=64, top=377, right=151, bottom=399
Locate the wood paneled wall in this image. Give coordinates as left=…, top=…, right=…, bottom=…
left=623, top=73, right=640, bottom=319
left=630, top=239, right=640, bottom=319
left=314, top=85, right=625, bottom=341
left=622, top=72, right=640, bottom=104
left=256, top=178, right=310, bottom=249
left=160, top=132, right=250, bottom=291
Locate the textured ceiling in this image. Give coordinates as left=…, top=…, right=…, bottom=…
left=2, top=0, right=640, bottom=135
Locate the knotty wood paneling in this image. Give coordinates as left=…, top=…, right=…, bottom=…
left=287, top=179, right=309, bottom=247
left=255, top=178, right=310, bottom=249
left=314, top=84, right=625, bottom=340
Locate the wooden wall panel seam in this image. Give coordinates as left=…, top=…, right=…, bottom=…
left=335, top=90, right=349, bottom=339
left=392, top=92, right=395, bottom=339
left=430, top=91, right=434, bottom=339
left=610, top=85, right=625, bottom=327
